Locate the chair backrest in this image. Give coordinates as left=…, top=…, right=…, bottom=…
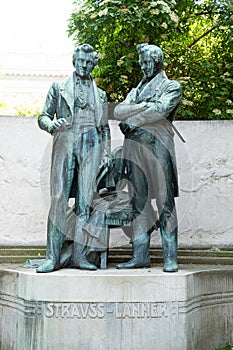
left=97, top=146, right=127, bottom=192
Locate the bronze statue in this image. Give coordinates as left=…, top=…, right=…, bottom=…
left=114, top=43, right=182, bottom=272
left=37, top=44, right=111, bottom=272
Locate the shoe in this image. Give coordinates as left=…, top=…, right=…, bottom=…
left=72, top=242, right=98, bottom=270
left=36, top=259, right=56, bottom=273
left=163, top=260, right=178, bottom=273
left=72, top=257, right=97, bottom=271
left=116, top=233, right=151, bottom=269
left=116, top=258, right=150, bottom=269
left=160, top=225, right=178, bottom=273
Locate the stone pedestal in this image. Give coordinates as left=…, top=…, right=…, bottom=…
left=1, top=265, right=233, bottom=350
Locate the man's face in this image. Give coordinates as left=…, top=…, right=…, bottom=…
left=74, top=51, right=95, bottom=78
left=139, top=53, right=158, bottom=79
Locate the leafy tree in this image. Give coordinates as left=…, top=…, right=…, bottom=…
left=68, top=0, right=233, bottom=120
left=170, top=0, right=233, bottom=119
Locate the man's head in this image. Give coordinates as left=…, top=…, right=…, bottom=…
left=137, top=43, right=164, bottom=79
left=72, top=44, right=98, bottom=79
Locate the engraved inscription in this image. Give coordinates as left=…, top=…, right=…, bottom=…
left=45, top=303, right=105, bottom=319
left=115, top=302, right=169, bottom=318
left=45, top=302, right=178, bottom=319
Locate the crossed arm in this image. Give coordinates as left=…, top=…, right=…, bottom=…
left=114, top=81, right=182, bottom=131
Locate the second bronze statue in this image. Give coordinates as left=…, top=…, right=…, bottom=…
left=114, top=43, right=182, bottom=272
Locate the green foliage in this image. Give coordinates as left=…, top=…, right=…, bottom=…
left=68, top=0, right=233, bottom=120
left=216, top=345, right=233, bottom=350
left=167, top=0, right=233, bottom=120
left=14, top=98, right=42, bottom=117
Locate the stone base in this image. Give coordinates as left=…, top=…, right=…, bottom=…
left=1, top=264, right=233, bottom=350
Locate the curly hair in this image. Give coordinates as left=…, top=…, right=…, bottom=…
left=137, top=43, right=164, bottom=70
left=72, top=44, right=98, bottom=67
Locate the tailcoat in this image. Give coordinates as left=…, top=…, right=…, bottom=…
left=114, top=71, right=182, bottom=248
left=38, top=74, right=110, bottom=266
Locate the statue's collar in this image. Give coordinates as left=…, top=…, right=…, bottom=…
left=136, top=71, right=167, bottom=102
left=73, top=72, right=92, bottom=87
left=141, top=70, right=166, bottom=87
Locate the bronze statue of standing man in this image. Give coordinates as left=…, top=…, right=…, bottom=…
left=37, top=44, right=111, bottom=273
left=114, top=43, right=182, bottom=272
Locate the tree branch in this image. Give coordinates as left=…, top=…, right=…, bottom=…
left=188, top=24, right=218, bottom=48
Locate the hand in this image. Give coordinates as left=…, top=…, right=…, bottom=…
left=52, top=118, right=69, bottom=132
left=119, top=122, right=130, bottom=135
left=102, top=154, right=112, bottom=168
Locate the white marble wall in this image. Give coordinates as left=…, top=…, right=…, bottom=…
left=0, top=116, right=232, bottom=247
left=174, top=121, right=233, bottom=248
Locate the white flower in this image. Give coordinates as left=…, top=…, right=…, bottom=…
left=161, top=22, right=168, bottom=29
left=169, top=12, right=179, bottom=25
left=90, top=13, right=98, bottom=19
left=156, top=0, right=170, bottom=8
left=99, top=8, right=108, bottom=17
left=225, top=78, right=233, bottom=83
left=150, top=9, right=159, bottom=15
left=226, top=99, right=232, bottom=105
left=156, top=1, right=171, bottom=14
left=226, top=109, right=233, bottom=114
left=212, top=109, right=221, bottom=115
left=178, top=77, right=190, bottom=81
left=110, top=93, right=118, bottom=99
left=182, top=99, right=193, bottom=106
left=99, top=0, right=112, bottom=5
